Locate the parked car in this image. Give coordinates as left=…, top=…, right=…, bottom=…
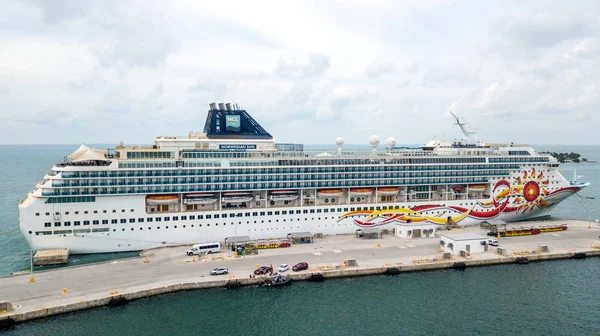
left=254, top=266, right=273, bottom=275
left=210, top=267, right=228, bottom=275
left=488, top=239, right=499, bottom=246
left=278, top=264, right=289, bottom=272
left=292, top=262, right=309, bottom=272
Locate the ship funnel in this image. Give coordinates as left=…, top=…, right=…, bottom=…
left=225, top=103, right=232, bottom=111
left=218, top=103, right=226, bottom=110
left=209, top=103, right=217, bottom=111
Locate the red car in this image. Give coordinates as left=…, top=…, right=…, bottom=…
left=292, top=262, right=308, bottom=272
left=254, top=266, right=273, bottom=275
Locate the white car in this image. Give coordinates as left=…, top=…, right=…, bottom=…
left=278, top=264, right=289, bottom=272
left=210, top=267, right=229, bottom=275
left=488, top=239, right=499, bottom=246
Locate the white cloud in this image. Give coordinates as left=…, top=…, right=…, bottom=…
left=0, top=0, right=599, bottom=145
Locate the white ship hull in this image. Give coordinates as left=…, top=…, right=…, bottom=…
left=19, top=179, right=582, bottom=254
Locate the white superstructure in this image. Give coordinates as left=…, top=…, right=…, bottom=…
left=18, top=104, right=589, bottom=254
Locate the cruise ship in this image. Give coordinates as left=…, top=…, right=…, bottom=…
left=19, top=103, right=589, bottom=254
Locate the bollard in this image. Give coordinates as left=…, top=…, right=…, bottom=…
left=63, top=288, right=67, bottom=295
left=143, top=257, right=149, bottom=263
left=29, top=277, right=35, bottom=283
left=377, top=243, right=381, bottom=248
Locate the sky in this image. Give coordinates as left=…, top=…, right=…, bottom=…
left=0, top=0, right=599, bottom=145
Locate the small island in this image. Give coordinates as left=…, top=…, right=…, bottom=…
left=549, top=152, right=589, bottom=163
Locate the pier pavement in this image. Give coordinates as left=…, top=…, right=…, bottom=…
left=1, top=219, right=599, bottom=324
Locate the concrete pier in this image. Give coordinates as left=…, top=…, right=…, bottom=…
left=33, top=249, right=69, bottom=266
left=1, top=219, right=599, bottom=327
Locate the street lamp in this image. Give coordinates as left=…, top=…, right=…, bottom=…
left=28, top=231, right=35, bottom=283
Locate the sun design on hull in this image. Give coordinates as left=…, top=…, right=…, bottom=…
left=510, top=167, right=550, bottom=213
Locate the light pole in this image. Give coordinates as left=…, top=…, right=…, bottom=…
left=28, top=231, right=35, bottom=283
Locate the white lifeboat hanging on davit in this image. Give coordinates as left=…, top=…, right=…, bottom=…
left=268, top=190, right=299, bottom=201
left=317, top=189, right=344, bottom=197
left=183, top=193, right=218, bottom=204
left=348, top=188, right=373, bottom=196
left=221, top=192, right=254, bottom=203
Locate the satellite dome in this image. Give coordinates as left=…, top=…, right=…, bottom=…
left=335, top=137, right=345, bottom=146
left=386, top=137, right=396, bottom=149
left=369, top=135, right=380, bottom=147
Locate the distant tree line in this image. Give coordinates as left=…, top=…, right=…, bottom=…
left=549, top=152, right=588, bottom=163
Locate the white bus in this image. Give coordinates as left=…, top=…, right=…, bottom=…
left=186, top=242, right=220, bottom=256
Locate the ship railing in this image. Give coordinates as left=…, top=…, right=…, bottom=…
left=56, top=160, right=112, bottom=167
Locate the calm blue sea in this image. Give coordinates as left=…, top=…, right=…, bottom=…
left=1, top=144, right=599, bottom=335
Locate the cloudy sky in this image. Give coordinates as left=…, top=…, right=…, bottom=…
left=1, top=0, right=599, bottom=145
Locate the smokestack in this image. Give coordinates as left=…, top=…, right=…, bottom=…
left=218, top=103, right=225, bottom=110
left=209, top=103, right=217, bottom=111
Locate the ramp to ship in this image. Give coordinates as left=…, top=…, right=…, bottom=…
left=33, top=249, right=69, bottom=266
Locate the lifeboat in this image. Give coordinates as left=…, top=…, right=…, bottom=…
left=349, top=188, right=373, bottom=196
left=377, top=187, right=399, bottom=195
left=269, top=190, right=299, bottom=201
left=452, top=186, right=465, bottom=193
left=468, top=184, right=486, bottom=191
left=317, top=189, right=344, bottom=197
left=147, top=195, right=179, bottom=204
left=222, top=192, right=254, bottom=203
left=183, top=193, right=217, bottom=204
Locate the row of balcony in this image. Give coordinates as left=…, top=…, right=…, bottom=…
left=57, top=166, right=520, bottom=179
left=41, top=178, right=489, bottom=196
left=50, top=171, right=508, bottom=188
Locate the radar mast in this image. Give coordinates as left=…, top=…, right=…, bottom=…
left=449, top=110, right=479, bottom=143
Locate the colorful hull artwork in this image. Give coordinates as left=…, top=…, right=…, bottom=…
left=340, top=168, right=582, bottom=228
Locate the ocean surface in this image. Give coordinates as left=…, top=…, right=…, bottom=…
left=1, top=144, right=599, bottom=335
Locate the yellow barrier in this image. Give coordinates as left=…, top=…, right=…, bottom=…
left=110, top=290, right=119, bottom=295
left=412, top=257, right=433, bottom=264
left=512, top=250, right=533, bottom=256
left=591, top=244, right=600, bottom=249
